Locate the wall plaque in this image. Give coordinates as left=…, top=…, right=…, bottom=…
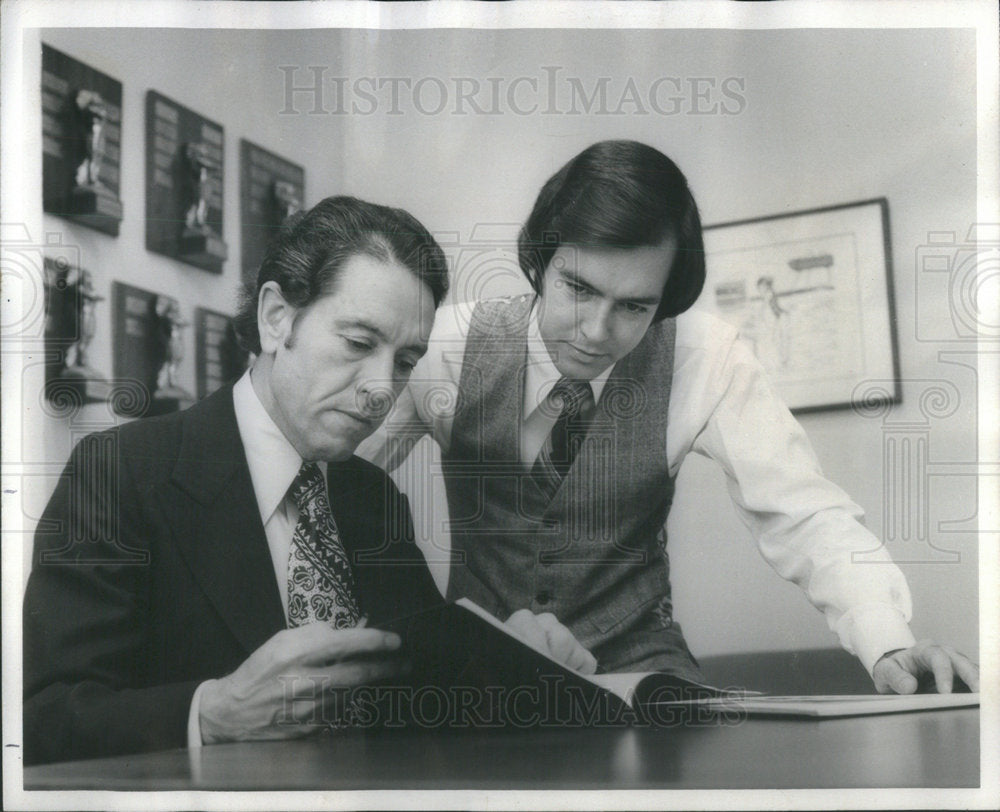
left=43, top=255, right=111, bottom=404
left=240, top=139, right=305, bottom=286
left=112, top=282, right=194, bottom=417
left=195, top=308, right=249, bottom=399
left=145, top=90, right=228, bottom=273
left=42, top=44, right=124, bottom=236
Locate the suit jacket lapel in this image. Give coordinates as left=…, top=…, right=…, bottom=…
left=158, top=386, right=286, bottom=655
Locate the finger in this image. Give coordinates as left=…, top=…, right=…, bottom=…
left=323, top=656, right=406, bottom=687
left=950, top=653, right=980, bottom=692
left=543, top=626, right=592, bottom=672
left=526, top=612, right=597, bottom=673
left=575, top=649, right=599, bottom=675
left=504, top=608, right=536, bottom=634
left=504, top=610, right=549, bottom=653
left=534, top=613, right=577, bottom=661
left=874, top=657, right=918, bottom=694
left=563, top=644, right=592, bottom=674
left=279, top=659, right=405, bottom=715
left=538, top=619, right=574, bottom=660
left=547, top=628, right=580, bottom=666
left=294, top=625, right=402, bottom=665
left=283, top=621, right=395, bottom=650
left=531, top=612, right=560, bottom=631
left=280, top=696, right=327, bottom=726
left=921, top=647, right=954, bottom=694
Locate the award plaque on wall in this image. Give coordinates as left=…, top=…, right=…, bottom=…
left=145, top=90, right=228, bottom=273
left=112, top=281, right=195, bottom=417
left=43, top=256, right=111, bottom=404
left=41, top=44, right=124, bottom=236
left=195, top=308, right=249, bottom=399
left=240, top=140, right=305, bottom=286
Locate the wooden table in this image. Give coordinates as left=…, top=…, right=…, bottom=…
left=23, top=649, right=979, bottom=790
left=24, top=708, right=978, bottom=790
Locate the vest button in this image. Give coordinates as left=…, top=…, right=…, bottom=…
left=535, top=590, right=552, bottom=605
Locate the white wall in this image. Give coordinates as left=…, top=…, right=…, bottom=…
left=24, top=27, right=980, bottom=659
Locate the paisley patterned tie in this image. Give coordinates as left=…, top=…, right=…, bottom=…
left=531, top=377, right=596, bottom=499
left=286, top=462, right=362, bottom=628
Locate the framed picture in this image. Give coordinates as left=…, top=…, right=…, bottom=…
left=699, top=198, right=900, bottom=413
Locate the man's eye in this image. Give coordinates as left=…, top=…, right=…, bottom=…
left=395, top=358, right=417, bottom=374
left=343, top=336, right=372, bottom=352
left=564, top=280, right=588, bottom=295
left=624, top=302, right=650, bottom=315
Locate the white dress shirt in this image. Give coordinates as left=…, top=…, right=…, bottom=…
left=188, top=369, right=324, bottom=747
left=363, top=298, right=917, bottom=676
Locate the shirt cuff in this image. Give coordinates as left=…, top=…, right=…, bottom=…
left=834, top=603, right=917, bottom=676
left=187, top=679, right=217, bottom=749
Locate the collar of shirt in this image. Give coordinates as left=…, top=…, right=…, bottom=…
left=232, top=369, right=326, bottom=526
left=523, top=297, right=613, bottom=420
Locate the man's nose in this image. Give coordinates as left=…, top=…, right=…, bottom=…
left=356, top=355, right=398, bottom=419
left=580, top=301, right=613, bottom=344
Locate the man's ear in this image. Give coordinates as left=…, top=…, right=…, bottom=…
left=257, top=281, right=295, bottom=354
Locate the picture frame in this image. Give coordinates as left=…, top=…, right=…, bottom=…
left=699, top=198, right=901, bottom=413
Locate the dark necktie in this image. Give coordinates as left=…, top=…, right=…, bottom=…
left=286, top=462, right=362, bottom=629
left=531, top=377, right=595, bottom=498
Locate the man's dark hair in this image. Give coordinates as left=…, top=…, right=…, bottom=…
left=234, top=195, right=450, bottom=354
left=517, top=140, right=705, bottom=321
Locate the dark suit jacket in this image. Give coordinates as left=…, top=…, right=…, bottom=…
left=23, top=384, right=443, bottom=765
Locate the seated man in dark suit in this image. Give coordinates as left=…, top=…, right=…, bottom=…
left=23, top=195, right=594, bottom=765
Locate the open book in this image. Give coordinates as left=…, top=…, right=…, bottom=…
left=455, top=597, right=752, bottom=706
left=382, top=598, right=979, bottom=723
left=382, top=598, right=755, bottom=725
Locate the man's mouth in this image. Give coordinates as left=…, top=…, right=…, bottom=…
left=336, top=409, right=376, bottom=428
left=568, top=344, right=606, bottom=360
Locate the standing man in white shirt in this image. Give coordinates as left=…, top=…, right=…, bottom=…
left=365, top=140, right=979, bottom=694
left=23, top=195, right=593, bottom=765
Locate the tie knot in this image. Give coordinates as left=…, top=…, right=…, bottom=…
left=288, top=462, right=325, bottom=511
left=547, top=377, right=594, bottom=419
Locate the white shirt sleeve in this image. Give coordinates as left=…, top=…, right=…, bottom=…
left=672, top=311, right=915, bottom=674
left=187, top=679, right=217, bottom=748
left=358, top=302, right=469, bottom=470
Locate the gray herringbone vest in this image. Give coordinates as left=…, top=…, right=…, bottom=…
left=442, top=295, right=700, bottom=677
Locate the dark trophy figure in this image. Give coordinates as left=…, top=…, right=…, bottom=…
left=44, top=259, right=110, bottom=405
left=68, top=89, right=123, bottom=228
left=149, top=296, right=195, bottom=415
left=178, top=142, right=228, bottom=264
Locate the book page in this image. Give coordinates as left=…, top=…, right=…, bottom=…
left=589, top=672, right=659, bottom=704
left=650, top=692, right=980, bottom=718
left=455, top=598, right=641, bottom=703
